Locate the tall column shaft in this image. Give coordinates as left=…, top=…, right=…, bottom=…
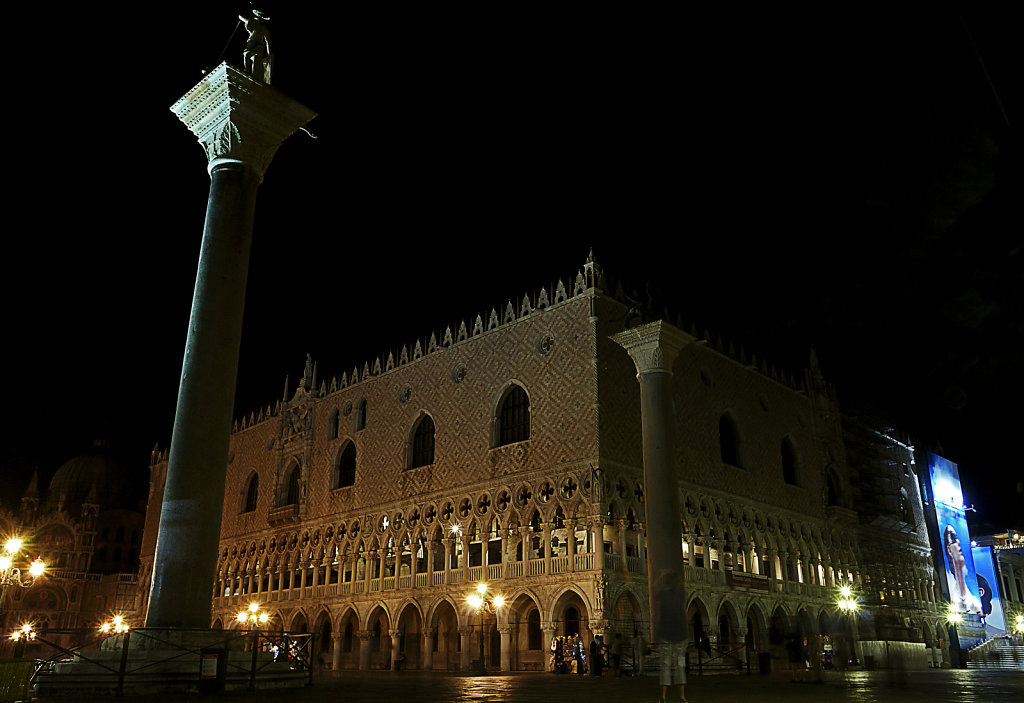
left=146, top=62, right=315, bottom=629
left=611, top=320, right=692, bottom=645
left=146, top=162, right=257, bottom=627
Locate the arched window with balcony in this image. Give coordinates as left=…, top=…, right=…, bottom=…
left=282, top=461, right=301, bottom=506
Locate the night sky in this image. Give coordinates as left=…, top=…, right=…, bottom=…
left=4, top=8, right=1020, bottom=530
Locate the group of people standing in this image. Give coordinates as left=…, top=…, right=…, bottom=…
left=550, top=632, right=643, bottom=677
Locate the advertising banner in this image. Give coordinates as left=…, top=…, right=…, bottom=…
left=971, top=546, right=1006, bottom=637
left=926, top=453, right=982, bottom=614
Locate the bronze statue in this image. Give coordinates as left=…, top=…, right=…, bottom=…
left=239, top=9, right=273, bottom=84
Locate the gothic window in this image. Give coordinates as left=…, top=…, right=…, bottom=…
left=284, top=464, right=301, bottom=506
left=333, top=442, right=356, bottom=489
left=355, top=398, right=367, bottom=432
left=898, top=489, right=911, bottom=523
left=328, top=409, right=340, bottom=440
left=719, top=412, right=743, bottom=468
left=781, top=437, right=800, bottom=485
left=496, top=384, right=530, bottom=446
left=243, top=473, right=259, bottom=513
left=409, top=415, right=435, bottom=469
left=826, top=471, right=840, bottom=506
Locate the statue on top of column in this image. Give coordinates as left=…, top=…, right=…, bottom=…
left=239, top=9, right=273, bottom=84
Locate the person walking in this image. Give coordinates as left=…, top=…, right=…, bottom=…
left=589, top=635, right=604, bottom=676
left=610, top=633, right=623, bottom=676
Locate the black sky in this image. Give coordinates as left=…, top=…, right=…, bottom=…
left=3, top=7, right=1020, bottom=529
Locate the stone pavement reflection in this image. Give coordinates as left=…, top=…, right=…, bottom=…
left=49, top=669, right=1023, bottom=703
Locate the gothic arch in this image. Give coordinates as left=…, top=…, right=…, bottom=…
left=491, top=381, right=531, bottom=447
left=405, top=412, right=436, bottom=469
left=331, top=439, right=357, bottom=489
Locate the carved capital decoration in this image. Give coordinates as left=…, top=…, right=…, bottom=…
left=171, top=62, right=316, bottom=182
left=610, top=320, right=693, bottom=376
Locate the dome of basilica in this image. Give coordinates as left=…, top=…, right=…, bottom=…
left=45, top=440, right=145, bottom=513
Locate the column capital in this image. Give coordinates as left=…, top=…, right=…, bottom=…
left=610, top=320, right=693, bottom=376
left=171, top=62, right=316, bottom=182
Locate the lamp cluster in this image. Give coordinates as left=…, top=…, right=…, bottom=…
left=99, top=615, right=130, bottom=635
left=945, top=605, right=963, bottom=626
left=236, top=602, right=270, bottom=627
left=467, top=582, right=505, bottom=612
left=1014, top=615, right=1023, bottom=635
left=836, top=584, right=859, bottom=613
left=9, top=623, right=36, bottom=642
left=0, top=537, right=46, bottom=588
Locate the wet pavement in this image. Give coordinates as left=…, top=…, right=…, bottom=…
left=39, top=669, right=1024, bottom=703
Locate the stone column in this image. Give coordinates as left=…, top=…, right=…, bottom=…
left=500, top=529, right=510, bottom=579
left=331, top=633, right=342, bottom=671
left=460, top=533, right=471, bottom=579
left=566, top=519, right=577, bottom=572
left=426, top=540, right=436, bottom=583
left=499, top=625, right=512, bottom=671
left=390, top=631, right=402, bottom=670
left=611, top=321, right=691, bottom=645
left=358, top=631, right=372, bottom=670
left=593, top=519, right=605, bottom=571
left=443, top=538, right=453, bottom=584
left=616, top=519, right=628, bottom=559
left=147, top=63, right=315, bottom=628
left=459, top=628, right=472, bottom=671
left=519, top=526, right=531, bottom=566
left=422, top=628, right=435, bottom=670
left=542, top=522, right=553, bottom=574
left=542, top=625, right=556, bottom=671
left=365, top=551, right=375, bottom=592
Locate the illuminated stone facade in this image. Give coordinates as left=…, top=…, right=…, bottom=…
left=138, top=257, right=949, bottom=671
left=2, top=441, right=144, bottom=656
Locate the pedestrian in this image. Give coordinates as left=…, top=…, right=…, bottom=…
left=589, top=635, right=603, bottom=676
left=659, top=641, right=687, bottom=703
left=610, top=632, right=623, bottom=676
left=632, top=629, right=646, bottom=676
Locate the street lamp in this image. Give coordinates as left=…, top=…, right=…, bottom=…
left=0, top=537, right=46, bottom=607
left=99, top=614, right=131, bottom=635
left=236, top=602, right=270, bottom=628
left=945, top=604, right=963, bottom=627
left=9, top=622, right=36, bottom=658
left=466, top=582, right=504, bottom=675
left=836, top=584, right=859, bottom=613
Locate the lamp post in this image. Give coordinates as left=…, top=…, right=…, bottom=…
left=9, top=622, right=36, bottom=658
left=835, top=584, right=860, bottom=669
left=466, top=582, right=504, bottom=675
left=237, top=602, right=270, bottom=689
left=0, top=537, right=46, bottom=610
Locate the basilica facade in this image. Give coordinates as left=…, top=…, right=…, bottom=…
left=2, top=440, right=145, bottom=657
left=137, top=256, right=950, bottom=671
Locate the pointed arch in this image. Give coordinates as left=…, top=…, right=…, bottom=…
left=332, top=439, right=357, bottom=489
left=719, top=411, right=744, bottom=468
left=781, top=435, right=802, bottom=486
left=240, top=471, right=259, bottom=513
left=492, top=382, right=530, bottom=447
left=406, top=413, right=435, bottom=469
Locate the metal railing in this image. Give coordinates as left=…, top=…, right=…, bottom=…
left=26, top=627, right=313, bottom=696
